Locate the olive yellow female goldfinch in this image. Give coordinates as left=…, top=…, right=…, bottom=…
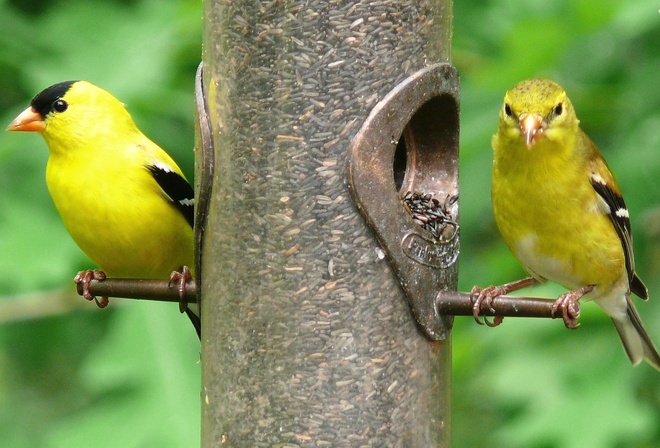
left=472, top=78, right=660, bottom=370
left=7, top=81, right=200, bottom=338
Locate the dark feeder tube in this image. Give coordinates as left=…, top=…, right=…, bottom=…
left=199, top=0, right=455, bottom=446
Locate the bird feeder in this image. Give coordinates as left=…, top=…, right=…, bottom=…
left=198, top=0, right=456, bottom=445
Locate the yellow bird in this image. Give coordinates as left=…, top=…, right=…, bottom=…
left=472, top=78, right=660, bottom=370
left=7, top=81, right=200, bottom=338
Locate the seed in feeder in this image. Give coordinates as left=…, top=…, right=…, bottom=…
left=402, top=191, right=458, bottom=241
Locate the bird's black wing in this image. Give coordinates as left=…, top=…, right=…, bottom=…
left=148, top=163, right=200, bottom=338
left=147, top=162, right=195, bottom=228
left=590, top=175, right=648, bottom=300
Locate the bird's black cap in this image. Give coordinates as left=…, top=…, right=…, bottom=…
left=30, top=81, right=77, bottom=118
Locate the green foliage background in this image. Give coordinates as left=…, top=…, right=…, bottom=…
left=0, top=0, right=658, bottom=447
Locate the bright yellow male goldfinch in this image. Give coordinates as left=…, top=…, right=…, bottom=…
left=8, top=81, right=200, bottom=338
left=472, top=78, right=660, bottom=370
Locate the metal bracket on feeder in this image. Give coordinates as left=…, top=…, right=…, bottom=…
left=193, top=61, right=215, bottom=294
left=347, top=63, right=461, bottom=341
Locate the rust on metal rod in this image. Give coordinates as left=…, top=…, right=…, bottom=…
left=437, top=291, right=565, bottom=319
left=75, top=278, right=198, bottom=303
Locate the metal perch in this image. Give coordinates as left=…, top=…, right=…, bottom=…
left=75, top=278, right=197, bottom=304
left=75, top=278, right=568, bottom=321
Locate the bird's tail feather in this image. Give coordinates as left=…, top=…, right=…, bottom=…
left=612, top=299, right=660, bottom=371
left=185, top=307, right=201, bottom=340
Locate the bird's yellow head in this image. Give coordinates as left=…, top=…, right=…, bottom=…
left=497, top=78, right=579, bottom=150
left=7, top=81, right=138, bottom=154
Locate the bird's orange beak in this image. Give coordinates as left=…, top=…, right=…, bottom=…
left=7, top=107, right=45, bottom=132
left=520, top=114, right=545, bottom=149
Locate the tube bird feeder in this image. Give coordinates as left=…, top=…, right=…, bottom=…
left=199, top=1, right=456, bottom=446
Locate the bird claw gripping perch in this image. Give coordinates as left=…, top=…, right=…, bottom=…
left=470, top=277, right=540, bottom=327
left=551, top=285, right=593, bottom=329
left=169, top=266, right=194, bottom=314
left=74, top=269, right=109, bottom=308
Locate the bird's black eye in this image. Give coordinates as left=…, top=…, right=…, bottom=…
left=504, top=103, right=513, bottom=117
left=554, top=103, right=563, bottom=116
left=52, top=99, right=68, bottom=113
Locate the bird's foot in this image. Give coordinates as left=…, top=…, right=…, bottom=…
left=470, top=277, right=540, bottom=327
left=551, top=293, right=581, bottom=329
left=169, top=266, right=193, bottom=313
left=470, top=285, right=504, bottom=327
left=74, top=269, right=109, bottom=308
left=551, top=285, right=593, bottom=329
